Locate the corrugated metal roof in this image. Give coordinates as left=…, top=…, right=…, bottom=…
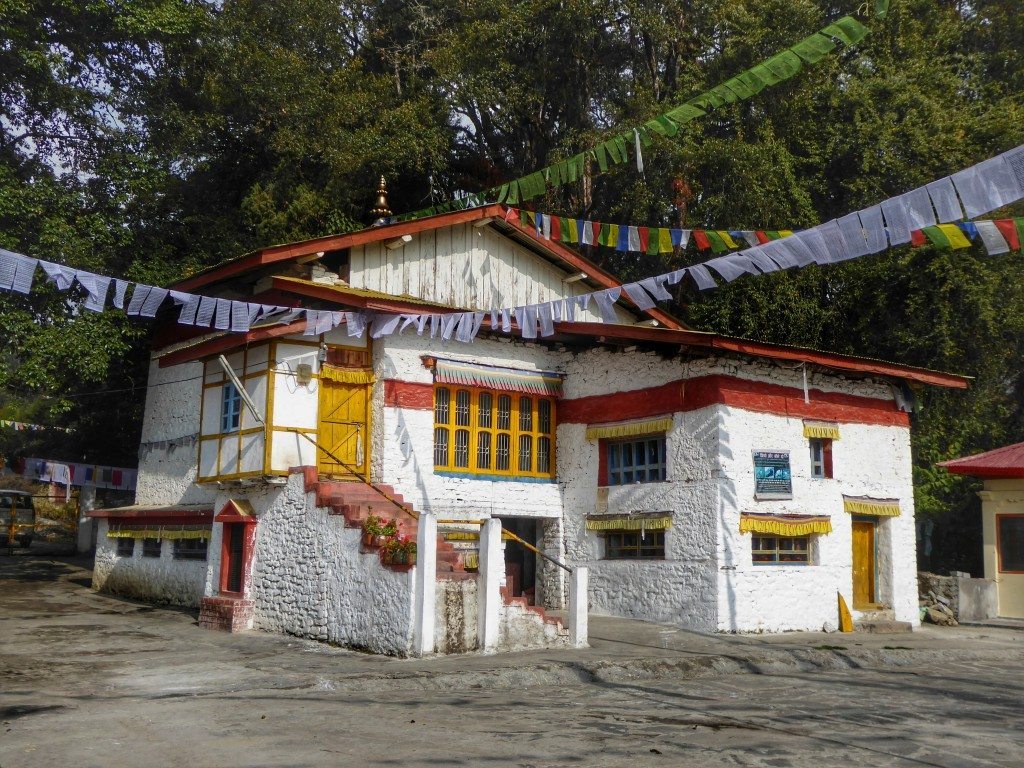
left=939, top=442, right=1024, bottom=478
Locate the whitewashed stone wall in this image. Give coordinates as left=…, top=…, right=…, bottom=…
left=559, top=409, right=721, bottom=632
left=716, top=408, right=918, bottom=631
left=92, top=520, right=208, bottom=607
left=212, top=474, right=416, bottom=656
left=136, top=359, right=216, bottom=507
left=374, top=333, right=565, bottom=518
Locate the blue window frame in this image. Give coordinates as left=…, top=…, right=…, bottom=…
left=221, top=382, right=242, bottom=433
left=607, top=435, right=667, bottom=485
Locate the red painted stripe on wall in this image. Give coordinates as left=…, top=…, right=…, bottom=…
left=560, top=374, right=909, bottom=428
left=384, top=380, right=434, bottom=409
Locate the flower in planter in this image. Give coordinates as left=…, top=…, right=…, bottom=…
left=362, top=515, right=398, bottom=547
left=380, top=535, right=417, bottom=565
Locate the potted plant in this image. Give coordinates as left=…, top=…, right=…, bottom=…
left=387, top=535, right=417, bottom=566
left=362, top=515, right=397, bottom=548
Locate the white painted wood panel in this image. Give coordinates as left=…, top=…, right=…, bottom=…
left=348, top=223, right=641, bottom=324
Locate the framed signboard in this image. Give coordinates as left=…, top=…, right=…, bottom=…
left=753, top=450, right=792, bottom=500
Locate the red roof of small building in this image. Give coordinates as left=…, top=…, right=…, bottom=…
left=938, top=442, right=1024, bottom=478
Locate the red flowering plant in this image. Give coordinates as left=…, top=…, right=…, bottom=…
left=361, top=515, right=398, bottom=547
left=382, top=534, right=417, bottom=565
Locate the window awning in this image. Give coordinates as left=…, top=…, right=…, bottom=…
left=739, top=513, right=833, bottom=536
left=431, top=358, right=563, bottom=397
left=321, top=365, right=375, bottom=385
left=586, top=417, right=673, bottom=441
left=107, top=523, right=210, bottom=540
left=843, top=496, right=901, bottom=517
left=586, top=513, right=673, bottom=531
left=803, top=420, right=841, bottom=440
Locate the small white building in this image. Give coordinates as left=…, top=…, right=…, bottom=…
left=90, top=205, right=968, bottom=654
left=940, top=442, right=1024, bottom=619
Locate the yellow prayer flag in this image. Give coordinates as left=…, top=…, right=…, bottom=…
left=658, top=228, right=674, bottom=253
left=566, top=218, right=579, bottom=243
left=778, top=230, right=794, bottom=238
left=937, top=224, right=972, bottom=249
left=717, top=231, right=739, bottom=249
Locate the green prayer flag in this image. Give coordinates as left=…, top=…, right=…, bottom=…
left=646, top=229, right=660, bottom=256
left=595, top=144, right=609, bottom=172
left=496, top=183, right=509, bottom=203
left=650, top=116, right=679, bottom=137
left=824, top=16, right=869, bottom=46
left=874, top=0, right=890, bottom=18
left=751, top=63, right=783, bottom=86
left=735, top=70, right=766, bottom=95
left=666, top=104, right=704, bottom=124
left=765, top=51, right=803, bottom=80
left=638, top=128, right=653, bottom=148
left=598, top=222, right=611, bottom=246
left=764, top=230, right=781, bottom=240
left=520, top=209, right=531, bottom=229
left=507, top=180, right=520, bottom=205
left=1014, top=217, right=1024, bottom=249
left=922, top=225, right=951, bottom=248
left=558, top=217, right=571, bottom=242
left=791, top=32, right=837, bottom=63
left=705, top=231, right=731, bottom=254
left=611, top=135, right=628, bottom=163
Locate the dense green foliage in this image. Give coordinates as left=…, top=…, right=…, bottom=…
left=1, top=0, right=1021, bottom=570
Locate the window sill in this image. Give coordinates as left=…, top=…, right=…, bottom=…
left=599, top=480, right=673, bottom=490
left=435, top=471, right=556, bottom=484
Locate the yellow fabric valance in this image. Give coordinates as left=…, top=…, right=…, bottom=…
left=442, top=530, right=515, bottom=542
left=739, top=513, right=832, bottom=536
left=843, top=496, right=901, bottom=517
left=107, top=524, right=211, bottom=541
left=586, top=514, right=673, bottom=531
left=586, top=417, right=674, bottom=441
left=803, top=421, right=841, bottom=440
left=320, top=365, right=375, bottom=385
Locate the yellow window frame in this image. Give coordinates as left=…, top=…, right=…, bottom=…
left=433, top=385, right=555, bottom=479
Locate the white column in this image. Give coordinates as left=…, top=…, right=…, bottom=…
left=76, top=485, right=97, bottom=554
left=477, top=517, right=503, bottom=653
left=568, top=566, right=589, bottom=648
left=413, top=512, right=437, bottom=656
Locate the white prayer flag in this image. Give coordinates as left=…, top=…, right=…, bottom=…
left=627, top=226, right=641, bottom=252
left=40, top=261, right=75, bottom=290
left=837, top=213, right=870, bottom=258
left=125, top=285, right=150, bottom=315
left=744, top=247, right=781, bottom=273
left=214, top=297, right=232, bottom=329
left=974, top=221, right=1010, bottom=255
left=858, top=206, right=887, bottom=253
left=880, top=197, right=912, bottom=246
left=665, top=268, right=688, bottom=285
left=704, top=256, right=747, bottom=282
left=11, top=255, right=37, bottom=294
left=113, top=280, right=129, bottom=309
left=926, top=177, right=964, bottom=223
left=902, top=187, right=937, bottom=229
left=592, top=287, right=621, bottom=323
left=687, top=264, right=718, bottom=291
left=639, top=276, right=673, bottom=301
left=0, top=249, right=20, bottom=290
left=622, top=282, right=656, bottom=310
left=818, top=220, right=851, bottom=262
left=760, top=240, right=798, bottom=268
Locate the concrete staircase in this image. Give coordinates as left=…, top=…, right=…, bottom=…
left=295, top=467, right=471, bottom=580
left=501, top=585, right=565, bottom=633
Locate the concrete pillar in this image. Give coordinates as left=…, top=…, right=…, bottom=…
left=568, top=566, right=589, bottom=648
left=413, top=512, right=437, bottom=656
left=477, top=517, right=503, bottom=653
left=77, top=485, right=97, bottom=554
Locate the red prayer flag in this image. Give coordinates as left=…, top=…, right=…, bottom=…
left=754, top=231, right=770, bottom=245
left=590, top=220, right=602, bottom=243
left=692, top=230, right=712, bottom=251
left=910, top=229, right=927, bottom=247
left=638, top=227, right=650, bottom=253
left=994, top=219, right=1020, bottom=251
left=550, top=216, right=561, bottom=241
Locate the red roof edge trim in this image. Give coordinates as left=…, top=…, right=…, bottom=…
left=88, top=506, right=213, bottom=521
left=938, top=441, right=1024, bottom=478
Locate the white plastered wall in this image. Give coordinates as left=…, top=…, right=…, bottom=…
left=714, top=406, right=918, bottom=632
left=92, top=520, right=208, bottom=607
left=136, top=359, right=216, bottom=506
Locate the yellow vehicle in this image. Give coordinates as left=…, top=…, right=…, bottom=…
left=1, top=490, right=36, bottom=548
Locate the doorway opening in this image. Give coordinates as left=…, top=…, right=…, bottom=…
left=502, top=517, right=537, bottom=605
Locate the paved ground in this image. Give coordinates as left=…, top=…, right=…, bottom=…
left=2, top=554, right=1022, bottom=767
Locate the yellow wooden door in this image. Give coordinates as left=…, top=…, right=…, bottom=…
left=851, top=520, right=877, bottom=608
left=318, top=375, right=371, bottom=480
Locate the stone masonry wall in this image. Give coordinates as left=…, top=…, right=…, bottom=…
left=214, top=474, right=415, bottom=656
left=92, top=520, right=208, bottom=607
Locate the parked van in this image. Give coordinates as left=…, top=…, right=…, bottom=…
left=0, top=490, right=36, bottom=548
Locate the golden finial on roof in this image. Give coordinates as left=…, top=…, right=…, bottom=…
left=370, top=176, right=392, bottom=222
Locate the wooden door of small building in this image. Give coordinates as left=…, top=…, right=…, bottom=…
left=318, top=368, right=372, bottom=480
left=851, top=517, right=877, bottom=608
